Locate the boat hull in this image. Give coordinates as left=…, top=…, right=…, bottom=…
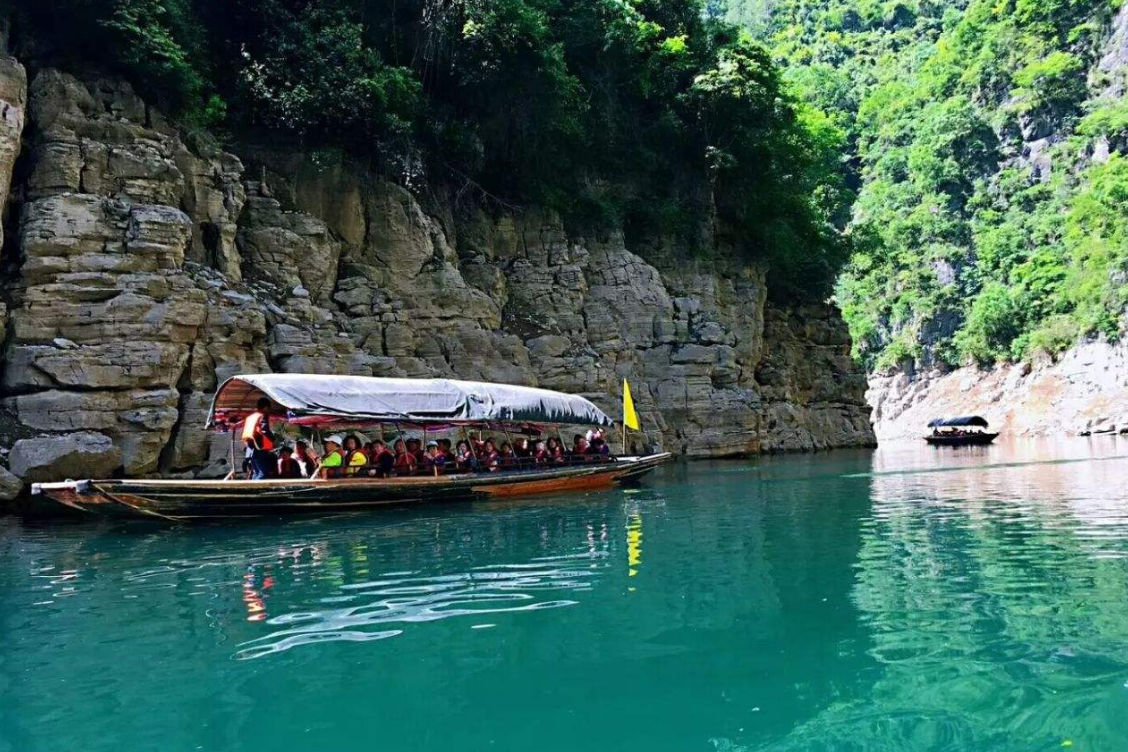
left=924, top=433, right=999, bottom=446
left=30, top=453, right=674, bottom=520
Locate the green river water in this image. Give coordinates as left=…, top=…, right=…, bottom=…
left=2, top=440, right=1128, bottom=751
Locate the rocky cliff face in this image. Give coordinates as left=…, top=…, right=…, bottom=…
left=0, top=64, right=873, bottom=498
left=868, top=339, right=1128, bottom=439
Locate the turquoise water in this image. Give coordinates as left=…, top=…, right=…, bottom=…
left=3, top=440, right=1128, bottom=751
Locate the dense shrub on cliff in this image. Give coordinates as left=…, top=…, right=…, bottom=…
left=10, top=0, right=851, bottom=298
left=721, top=0, right=1128, bottom=369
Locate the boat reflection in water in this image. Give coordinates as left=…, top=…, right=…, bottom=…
left=8, top=442, right=1128, bottom=750
left=778, top=438, right=1128, bottom=750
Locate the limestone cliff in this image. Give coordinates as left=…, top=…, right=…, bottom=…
left=868, top=339, right=1128, bottom=440
left=0, top=65, right=873, bottom=497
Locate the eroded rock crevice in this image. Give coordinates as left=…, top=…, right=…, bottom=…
left=0, top=64, right=873, bottom=498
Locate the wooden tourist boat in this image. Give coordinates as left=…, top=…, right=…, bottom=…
left=31, top=374, right=673, bottom=520
left=923, top=415, right=999, bottom=447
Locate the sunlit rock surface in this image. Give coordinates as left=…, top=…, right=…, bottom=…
left=868, top=339, right=1128, bottom=439
left=0, top=67, right=873, bottom=494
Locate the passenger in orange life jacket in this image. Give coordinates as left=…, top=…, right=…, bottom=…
left=242, top=397, right=277, bottom=480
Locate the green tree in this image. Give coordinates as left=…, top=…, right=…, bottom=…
left=12, top=0, right=852, bottom=297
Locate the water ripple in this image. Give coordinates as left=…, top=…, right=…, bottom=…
left=233, top=562, right=601, bottom=660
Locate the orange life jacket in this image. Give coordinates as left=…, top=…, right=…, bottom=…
left=241, top=411, right=274, bottom=450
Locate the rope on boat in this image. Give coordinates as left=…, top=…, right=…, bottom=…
left=91, top=482, right=185, bottom=522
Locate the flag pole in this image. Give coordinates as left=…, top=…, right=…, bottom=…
left=622, top=378, right=626, bottom=456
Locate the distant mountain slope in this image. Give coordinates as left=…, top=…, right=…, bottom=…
left=724, top=0, right=1128, bottom=373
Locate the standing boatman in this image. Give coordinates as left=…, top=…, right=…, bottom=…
left=242, top=397, right=277, bottom=480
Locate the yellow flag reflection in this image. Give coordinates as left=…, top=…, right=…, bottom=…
left=627, top=511, right=642, bottom=579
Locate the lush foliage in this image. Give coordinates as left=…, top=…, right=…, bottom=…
left=723, top=0, right=1128, bottom=369
left=13, top=0, right=852, bottom=297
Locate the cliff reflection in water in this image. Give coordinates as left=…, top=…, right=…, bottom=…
left=5, top=444, right=1128, bottom=751
left=2, top=464, right=874, bottom=751
left=778, top=439, right=1128, bottom=750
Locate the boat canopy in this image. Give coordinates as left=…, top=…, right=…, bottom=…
left=208, top=374, right=615, bottom=429
left=927, top=415, right=989, bottom=428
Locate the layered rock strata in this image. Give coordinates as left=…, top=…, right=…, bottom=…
left=869, top=340, right=1128, bottom=440
left=0, top=67, right=873, bottom=498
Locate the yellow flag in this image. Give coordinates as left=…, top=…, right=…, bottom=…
left=623, top=379, right=640, bottom=431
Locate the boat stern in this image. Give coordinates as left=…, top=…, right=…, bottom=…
left=617, top=452, right=674, bottom=481
left=31, top=479, right=119, bottom=515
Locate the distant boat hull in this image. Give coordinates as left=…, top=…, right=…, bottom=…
left=924, top=433, right=999, bottom=447
left=29, top=453, right=673, bottom=520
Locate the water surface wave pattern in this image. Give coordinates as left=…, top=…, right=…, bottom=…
left=3, top=439, right=1128, bottom=751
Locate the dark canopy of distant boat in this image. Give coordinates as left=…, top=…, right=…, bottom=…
left=208, top=374, right=615, bottom=428
left=927, top=415, right=990, bottom=428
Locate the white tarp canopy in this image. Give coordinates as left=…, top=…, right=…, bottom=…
left=208, top=374, right=615, bottom=428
